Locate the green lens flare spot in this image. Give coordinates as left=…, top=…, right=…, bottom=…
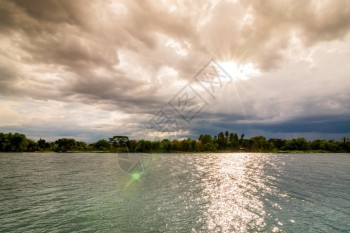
left=132, top=173, right=140, bottom=180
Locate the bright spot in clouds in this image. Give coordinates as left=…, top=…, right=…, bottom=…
left=217, top=61, right=261, bottom=80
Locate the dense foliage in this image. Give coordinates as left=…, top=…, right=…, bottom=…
left=0, top=132, right=349, bottom=153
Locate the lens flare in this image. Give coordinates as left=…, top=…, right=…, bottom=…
left=132, top=173, right=140, bottom=180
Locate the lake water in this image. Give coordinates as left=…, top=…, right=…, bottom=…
left=0, top=153, right=349, bottom=232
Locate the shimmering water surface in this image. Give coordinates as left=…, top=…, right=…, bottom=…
left=1, top=153, right=349, bottom=232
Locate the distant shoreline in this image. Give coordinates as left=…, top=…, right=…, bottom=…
left=1, top=132, right=349, bottom=153
left=1, top=150, right=348, bottom=154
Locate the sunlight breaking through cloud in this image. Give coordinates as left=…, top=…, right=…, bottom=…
left=0, top=0, right=350, bottom=141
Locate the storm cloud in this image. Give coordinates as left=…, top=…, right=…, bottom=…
left=0, top=0, right=350, bottom=141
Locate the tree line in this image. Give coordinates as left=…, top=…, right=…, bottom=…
left=0, top=131, right=349, bottom=153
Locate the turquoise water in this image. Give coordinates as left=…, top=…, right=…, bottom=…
left=0, top=153, right=349, bottom=232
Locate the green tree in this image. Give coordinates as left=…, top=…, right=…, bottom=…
left=203, top=142, right=217, bottom=151
left=160, top=139, right=171, bottom=152
left=200, top=134, right=213, bottom=145
left=38, top=138, right=46, bottom=150
left=37, top=138, right=51, bottom=150
left=225, top=131, right=229, bottom=142
left=170, top=139, right=181, bottom=151
left=199, top=134, right=216, bottom=151
left=129, top=140, right=138, bottom=152
left=229, top=132, right=239, bottom=149
left=340, top=137, right=350, bottom=152
left=327, top=140, right=339, bottom=152
left=217, top=132, right=227, bottom=150
left=109, top=136, right=129, bottom=148
left=93, top=139, right=110, bottom=151
left=310, top=139, right=322, bottom=150
left=55, top=138, right=77, bottom=152
left=8, top=133, right=29, bottom=152
left=137, top=140, right=152, bottom=152
left=76, top=141, right=87, bottom=151
left=250, top=136, right=268, bottom=151
left=151, top=141, right=161, bottom=152
left=27, top=139, right=38, bottom=152
left=0, top=133, right=10, bottom=151
left=182, top=138, right=197, bottom=152
left=239, top=133, right=245, bottom=147
left=283, top=138, right=310, bottom=151
left=268, top=138, right=286, bottom=150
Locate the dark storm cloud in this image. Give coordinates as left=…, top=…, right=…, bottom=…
left=214, top=115, right=350, bottom=134
left=188, top=114, right=350, bottom=141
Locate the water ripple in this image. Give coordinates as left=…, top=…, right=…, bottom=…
left=0, top=153, right=349, bottom=232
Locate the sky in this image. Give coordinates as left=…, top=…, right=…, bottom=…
left=0, top=0, right=350, bottom=142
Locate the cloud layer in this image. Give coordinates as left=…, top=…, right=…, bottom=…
left=1, top=0, right=350, bottom=141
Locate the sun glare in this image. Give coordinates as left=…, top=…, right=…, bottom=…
left=217, top=61, right=260, bottom=80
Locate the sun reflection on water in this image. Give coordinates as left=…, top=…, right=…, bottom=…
left=197, top=153, right=274, bottom=232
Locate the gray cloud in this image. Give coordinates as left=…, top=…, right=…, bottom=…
left=1, top=0, right=350, bottom=140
